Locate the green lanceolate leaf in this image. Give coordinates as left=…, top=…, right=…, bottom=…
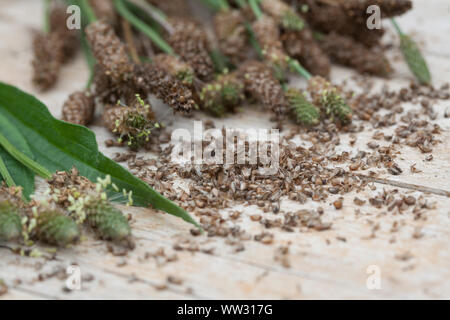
left=0, top=148, right=35, bottom=200
left=0, top=114, right=36, bottom=199
left=399, top=34, right=431, bottom=85
left=0, top=82, right=200, bottom=229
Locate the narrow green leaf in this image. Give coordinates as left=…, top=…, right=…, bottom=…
left=0, top=147, right=35, bottom=200
left=0, top=82, right=201, bottom=229
left=0, top=115, right=36, bottom=199
left=399, top=34, right=431, bottom=85
left=391, top=19, right=431, bottom=85
left=0, top=153, right=15, bottom=187
left=0, top=114, right=52, bottom=179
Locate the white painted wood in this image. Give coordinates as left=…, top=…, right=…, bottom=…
left=0, top=0, right=449, bottom=300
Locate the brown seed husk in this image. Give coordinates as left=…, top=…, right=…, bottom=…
left=62, top=90, right=96, bottom=126
left=32, top=32, right=62, bottom=91
left=132, top=63, right=196, bottom=113
left=319, top=32, right=392, bottom=76
left=85, top=20, right=133, bottom=82
left=166, top=18, right=215, bottom=81
left=239, top=60, right=287, bottom=116
left=213, top=9, right=248, bottom=66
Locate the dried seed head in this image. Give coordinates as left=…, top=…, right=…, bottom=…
left=0, top=201, right=22, bottom=242
left=308, top=76, right=352, bottom=124
left=85, top=20, right=133, bottom=82
left=103, top=96, right=156, bottom=150
left=260, top=0, right=305, bottom=31
left=239, top=60, right=287, bottom=116
left=319, top=32, right=392, bottom=77
left=93, top=65, right=138, bottom=105
left=298, top=0, right=385, bottom=47
left=166, top=18, right=214, bottom=81
left=35, top=210, right=80, bottom=247
left=152, top=54, right=194, bottom=85
left=32, top=32, right=62, bottom=91
left=133, top=63, right=195, bottom=113
left=282, top=28, right=330, bottom=77
left=213, top=9, right=248, bottom=65
left=251, top=15, right=280, bottom=49
left=342, top=0, right=412, bottom=21
left=49, top=1, right=79, bottom=63
left=251, top=15, right=290, bottom=76
left=62, top=90, right=96, bottom=126
left=89, top=0, right=118, bottom=26
left=285, top=88, right=320, bottom=126
left=200, top=71, right=245, bottom=117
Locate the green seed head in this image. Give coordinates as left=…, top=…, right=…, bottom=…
left=400, top=34, right=431, bottom=85
left=36, top=210, right=80, bottom=247
left=86, top=202, right=131, bottom=242
left=286, top=89, right=320, bottom=126
left=0, top=201, right=22, bottom=241
left=176, top=69, right=194, bottom=85
left=322, top=89, right=353, bottom=124
left=281, top=10, right=305, bottom=31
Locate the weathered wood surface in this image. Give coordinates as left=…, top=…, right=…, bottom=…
left=0, top=0, right=449, bottom=299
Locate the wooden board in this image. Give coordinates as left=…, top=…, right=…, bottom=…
left=0, top=0, right=449, bottom=300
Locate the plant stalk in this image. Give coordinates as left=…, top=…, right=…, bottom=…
left=0, top=133, right=52, bottom=179
left=79, top=0, right=98, bottom=24
left=0, top=154, right=16, bottom=187
left=114, top=0, right=174, bottom=54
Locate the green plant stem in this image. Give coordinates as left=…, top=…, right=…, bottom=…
left=0, top=155, right=15, bottom=187
left=288, top=59, right=312, bottom=80
left=245, top=22, right=263, bottom=59
left=199, top=0, right=230, bottom=12
left=125, top=0, right=172, bottom=33
left=249, top=0, right=263, bottom=19
left=243, top=0, right=313, bottom=81
left=114, top=0, right=174, bottom=54
left=81, top=33, right=96, bottom=89
left=218, top=0, right=230, bottom=11
left=43, top=0, right=51, bottom=34
left=210, top=49, right=228, bottom=73
left=235, top=0, right=246, bottom=7
left=79, top=0, right=98, bottom=24
left=0, top=133, right=52, bottom=179
left=390, top=18, right=403, bottom=35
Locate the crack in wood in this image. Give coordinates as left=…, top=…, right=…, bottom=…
left=356, top=174, right=450, bottom=197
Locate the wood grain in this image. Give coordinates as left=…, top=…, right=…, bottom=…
left=0, top=0, right=449, bottom=300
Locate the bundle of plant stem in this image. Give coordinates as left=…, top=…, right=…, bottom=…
left=30, top=0, right=431, bottom=144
